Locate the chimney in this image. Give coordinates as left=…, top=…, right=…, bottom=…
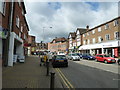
left=86, top=25, right=89, bottom=31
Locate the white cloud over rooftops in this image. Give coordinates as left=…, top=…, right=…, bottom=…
left=25, top=1, right=118, bottom=43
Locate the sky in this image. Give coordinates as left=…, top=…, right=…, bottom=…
left=24, top=1, right=119, bottom=43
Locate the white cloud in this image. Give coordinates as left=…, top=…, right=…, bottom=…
left=25, top=1, right=118, bottom=43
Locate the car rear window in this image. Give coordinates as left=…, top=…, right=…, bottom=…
left=56, top=55, right=66, bottom=59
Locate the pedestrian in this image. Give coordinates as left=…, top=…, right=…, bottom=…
left=40, top=52, right=44, bottom=66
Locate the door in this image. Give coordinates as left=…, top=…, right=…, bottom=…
left=99, top=55, right=104, bottom=61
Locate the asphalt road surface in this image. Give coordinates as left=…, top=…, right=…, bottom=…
left=55, top=60, right=119, bottom=88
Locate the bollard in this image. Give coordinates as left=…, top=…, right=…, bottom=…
left=50, top=72, right=55, bottom=90
left=46, top=61, right=49, bottom=76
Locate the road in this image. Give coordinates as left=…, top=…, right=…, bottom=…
left=54, top=60, right=119, bottom=88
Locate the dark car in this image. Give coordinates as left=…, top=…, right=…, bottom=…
left=52, top=55, right=68, bottom=67
left=76, top=53, right=83, bottom=58
left=117, top=59, right=120, bottom=65
left=81, top=53, right=95, bottom=60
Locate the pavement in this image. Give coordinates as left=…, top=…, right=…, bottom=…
left=2, top=55, right=63, bottom=89
left=74, top=59, right=120, bottom=74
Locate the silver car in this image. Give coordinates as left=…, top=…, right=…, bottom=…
left=67, top=53, right=80, bottom=61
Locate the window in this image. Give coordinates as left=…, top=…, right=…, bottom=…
left=24, top=34, right=26, bottom=39
left=0, top=1, right=6, bottom=15
left=98, top=36, right=102, bottom=42
left=21, top=25, right=23, bottom=32
left=98, top=27, right=101, bottom=32
left=113, top=20, right=119, bottom=26
left=16, top=16, right=20, bottom=28
left=83, top=40, right=86, bottom=45
left=87, top=32, right=89, bottom=36
left=83, top=34, right=85, bottom=37
left=92, top=38, right=95, bottom=44
left=105, top=34, right=110, bottom=40
left=92, top=30, right=95, bottom=34
left=19, top=32, right=21, bottom=38
left=18, top=0, right=21, bottom=7
left=87, top=39, right=90, bottom=44
left=105, top=24, right=109, bottom=29
left=114, top=32, right=119, bottom=39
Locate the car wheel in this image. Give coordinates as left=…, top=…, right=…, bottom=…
left=66, top=64, right=68, bottom=67
left=95, top=59, right=98, bottom=62
left=104, top=60, right=108, bottom=64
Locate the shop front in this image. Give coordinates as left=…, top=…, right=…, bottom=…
left=8, top=32, right=24, bottom=66
left=79, top=40, right=120, bottom=57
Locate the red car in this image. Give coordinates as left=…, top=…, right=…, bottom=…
left=95, top=54, right=116, bottom=64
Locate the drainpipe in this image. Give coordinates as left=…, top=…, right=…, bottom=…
left=7, top=1, right=14, bottom=66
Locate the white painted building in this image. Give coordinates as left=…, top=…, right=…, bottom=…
left=8, top=32, right=24, bottom=66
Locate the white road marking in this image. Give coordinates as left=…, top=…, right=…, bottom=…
left=113, top=79, right=120, bottom=80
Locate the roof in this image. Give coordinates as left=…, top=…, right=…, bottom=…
left=51, top=37, right=67, bottom=43
left=68, top=32, right=76, bottom=39
left=83, top=16, right=120, bottom=34
left=76, top=28, right=87, bottom=34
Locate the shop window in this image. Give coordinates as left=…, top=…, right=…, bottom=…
left=105, top=34, right=110, bottom=40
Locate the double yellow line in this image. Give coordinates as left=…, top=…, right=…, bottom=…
left=55, top=68, right=75, bottom=90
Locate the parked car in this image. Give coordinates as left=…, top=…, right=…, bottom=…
left=76, top=53, right=83, bottom=58
left=67, top=53, right=80, bottom=61
left=81, top=53, right=95, bottom=60
left=117, top=59, right=120, bottom=65
left=95, top=54, right=116, bottom=64
left=52, top=55, right=68, bottom=67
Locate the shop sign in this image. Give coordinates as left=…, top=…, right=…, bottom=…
left=0, top=27, right=8, bottom=39
left=114, top=48, right=118, bottom=57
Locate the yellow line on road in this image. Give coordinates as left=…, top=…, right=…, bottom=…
left=57, top=68, right=74, bottom=89
left=55, top=68, right=70, bottom=89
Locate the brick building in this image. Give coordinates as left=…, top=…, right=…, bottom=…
left=36, top=42, right=48, bottom=52
left=0, top=1, right=29, bottom=66
left=79, top=17, right=120, bottom=57
left=48, top=37, right=69, bottom=54
left=28, top=35, right=36, bottom=55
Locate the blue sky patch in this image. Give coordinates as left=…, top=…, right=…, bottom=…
left=48, top=2, right=61, bottom=10
left=86, top=2, right=99, bottom=11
